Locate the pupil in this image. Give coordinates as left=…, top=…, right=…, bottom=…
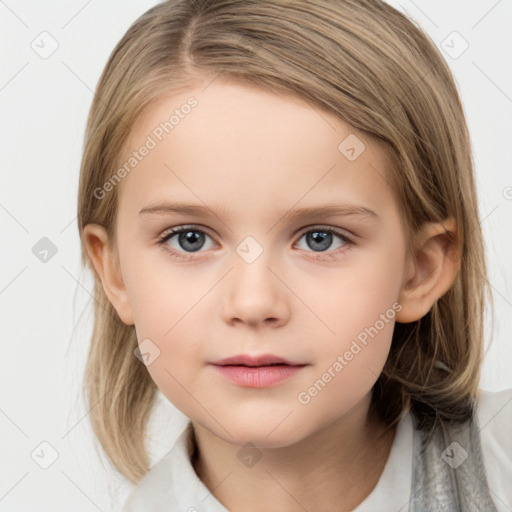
left=179, top=231, right=204, bottom=252
left=308, top=231, right=331, bottom=251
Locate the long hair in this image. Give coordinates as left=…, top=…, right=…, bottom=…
left=77, top=0, right=492, bottom=483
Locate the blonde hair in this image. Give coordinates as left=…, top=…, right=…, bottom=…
left=77, top=0, right=492, bottom=483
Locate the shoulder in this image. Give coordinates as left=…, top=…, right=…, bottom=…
left=476, top=386, right=512, bottom=444
left=476, top=386, right=512, bottom=511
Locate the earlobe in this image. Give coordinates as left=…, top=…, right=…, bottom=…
left=82, top=223, right=135, bottom=326
left=395, top=218, right=459, bottom=324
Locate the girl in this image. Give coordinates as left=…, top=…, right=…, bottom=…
left=77, top=1, right=512, bottom=510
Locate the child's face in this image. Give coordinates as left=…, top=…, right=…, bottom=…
left=112, top=79, right=409, bottom=446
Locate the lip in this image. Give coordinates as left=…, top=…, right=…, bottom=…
left=211, top=353, right=303, bottom=367
left=210, top=353, right=307, bottom=388
left=211, top=364, right=306, bottom=388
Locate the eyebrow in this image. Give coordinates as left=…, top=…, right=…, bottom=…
left=139, top=202, right=379, bottom=222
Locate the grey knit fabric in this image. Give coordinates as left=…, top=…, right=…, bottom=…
left=409, top=408, right=498, bottom=512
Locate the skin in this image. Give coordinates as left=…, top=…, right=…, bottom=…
left=84, top=79, right=459, bottom=511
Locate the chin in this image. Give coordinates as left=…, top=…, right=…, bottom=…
left=212, top=419, right=310, bottom=449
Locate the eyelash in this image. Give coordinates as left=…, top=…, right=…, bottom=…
left=156, top=225, right=354, bottom=261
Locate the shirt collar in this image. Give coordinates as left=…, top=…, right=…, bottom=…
left=123, top=421, right=230, bottom=511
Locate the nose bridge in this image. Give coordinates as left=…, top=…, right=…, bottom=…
left=233, top=233, right=278, bottom=295
left=221, top=233, right=289, bottom=326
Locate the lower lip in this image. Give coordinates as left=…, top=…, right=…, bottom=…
left=211, top=364, right=306, bottom=388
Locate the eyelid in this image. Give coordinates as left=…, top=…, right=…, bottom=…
left=295, top=224, right=354, bottom=243
left=156, top=224, right=218, bottom=247
left=157, top=223, right=217, bottom=240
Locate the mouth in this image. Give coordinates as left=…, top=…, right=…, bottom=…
left=220, top=362, right=290, bottom=367
left=211, top=353, right=305, bottom=367
left=210, top=354, right=307, bottom=388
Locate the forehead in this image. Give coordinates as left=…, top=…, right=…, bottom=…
left=116, top=80, right=396, bottom=221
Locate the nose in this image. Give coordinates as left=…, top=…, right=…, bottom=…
left=221, top=248, right=290, bottom=329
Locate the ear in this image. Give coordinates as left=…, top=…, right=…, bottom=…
left=82, top=223, right=135, bottom=326
left=395, top=218, right=460, bottom=324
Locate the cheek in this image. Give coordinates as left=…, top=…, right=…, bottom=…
left=121, top=243, right=203, bottom=330
left=295, top=289, right=398, bottom=426
left=136, top=318, right=204, bottom=415
left=300, top=248, right=403, bottom=345
left=120, top=248, right=203, bottom=398
left=294, top=246, right=403, bottom=406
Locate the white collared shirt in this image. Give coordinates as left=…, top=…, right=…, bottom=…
left=122, top=387, right=512, bottom=512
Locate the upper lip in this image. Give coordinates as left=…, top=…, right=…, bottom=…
left=211, top=354, right=304, bottom=367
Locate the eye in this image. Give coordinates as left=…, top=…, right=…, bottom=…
left=156, top=225, right=354, bottom=260
left=295, top=226, right=353, bottom=257
left=156, top=225, right=215, bottom=258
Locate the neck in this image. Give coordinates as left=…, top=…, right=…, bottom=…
left=191, top=397, right=398, bottom=512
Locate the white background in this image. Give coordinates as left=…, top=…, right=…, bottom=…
left=1, top=0, right=511, bottom=510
